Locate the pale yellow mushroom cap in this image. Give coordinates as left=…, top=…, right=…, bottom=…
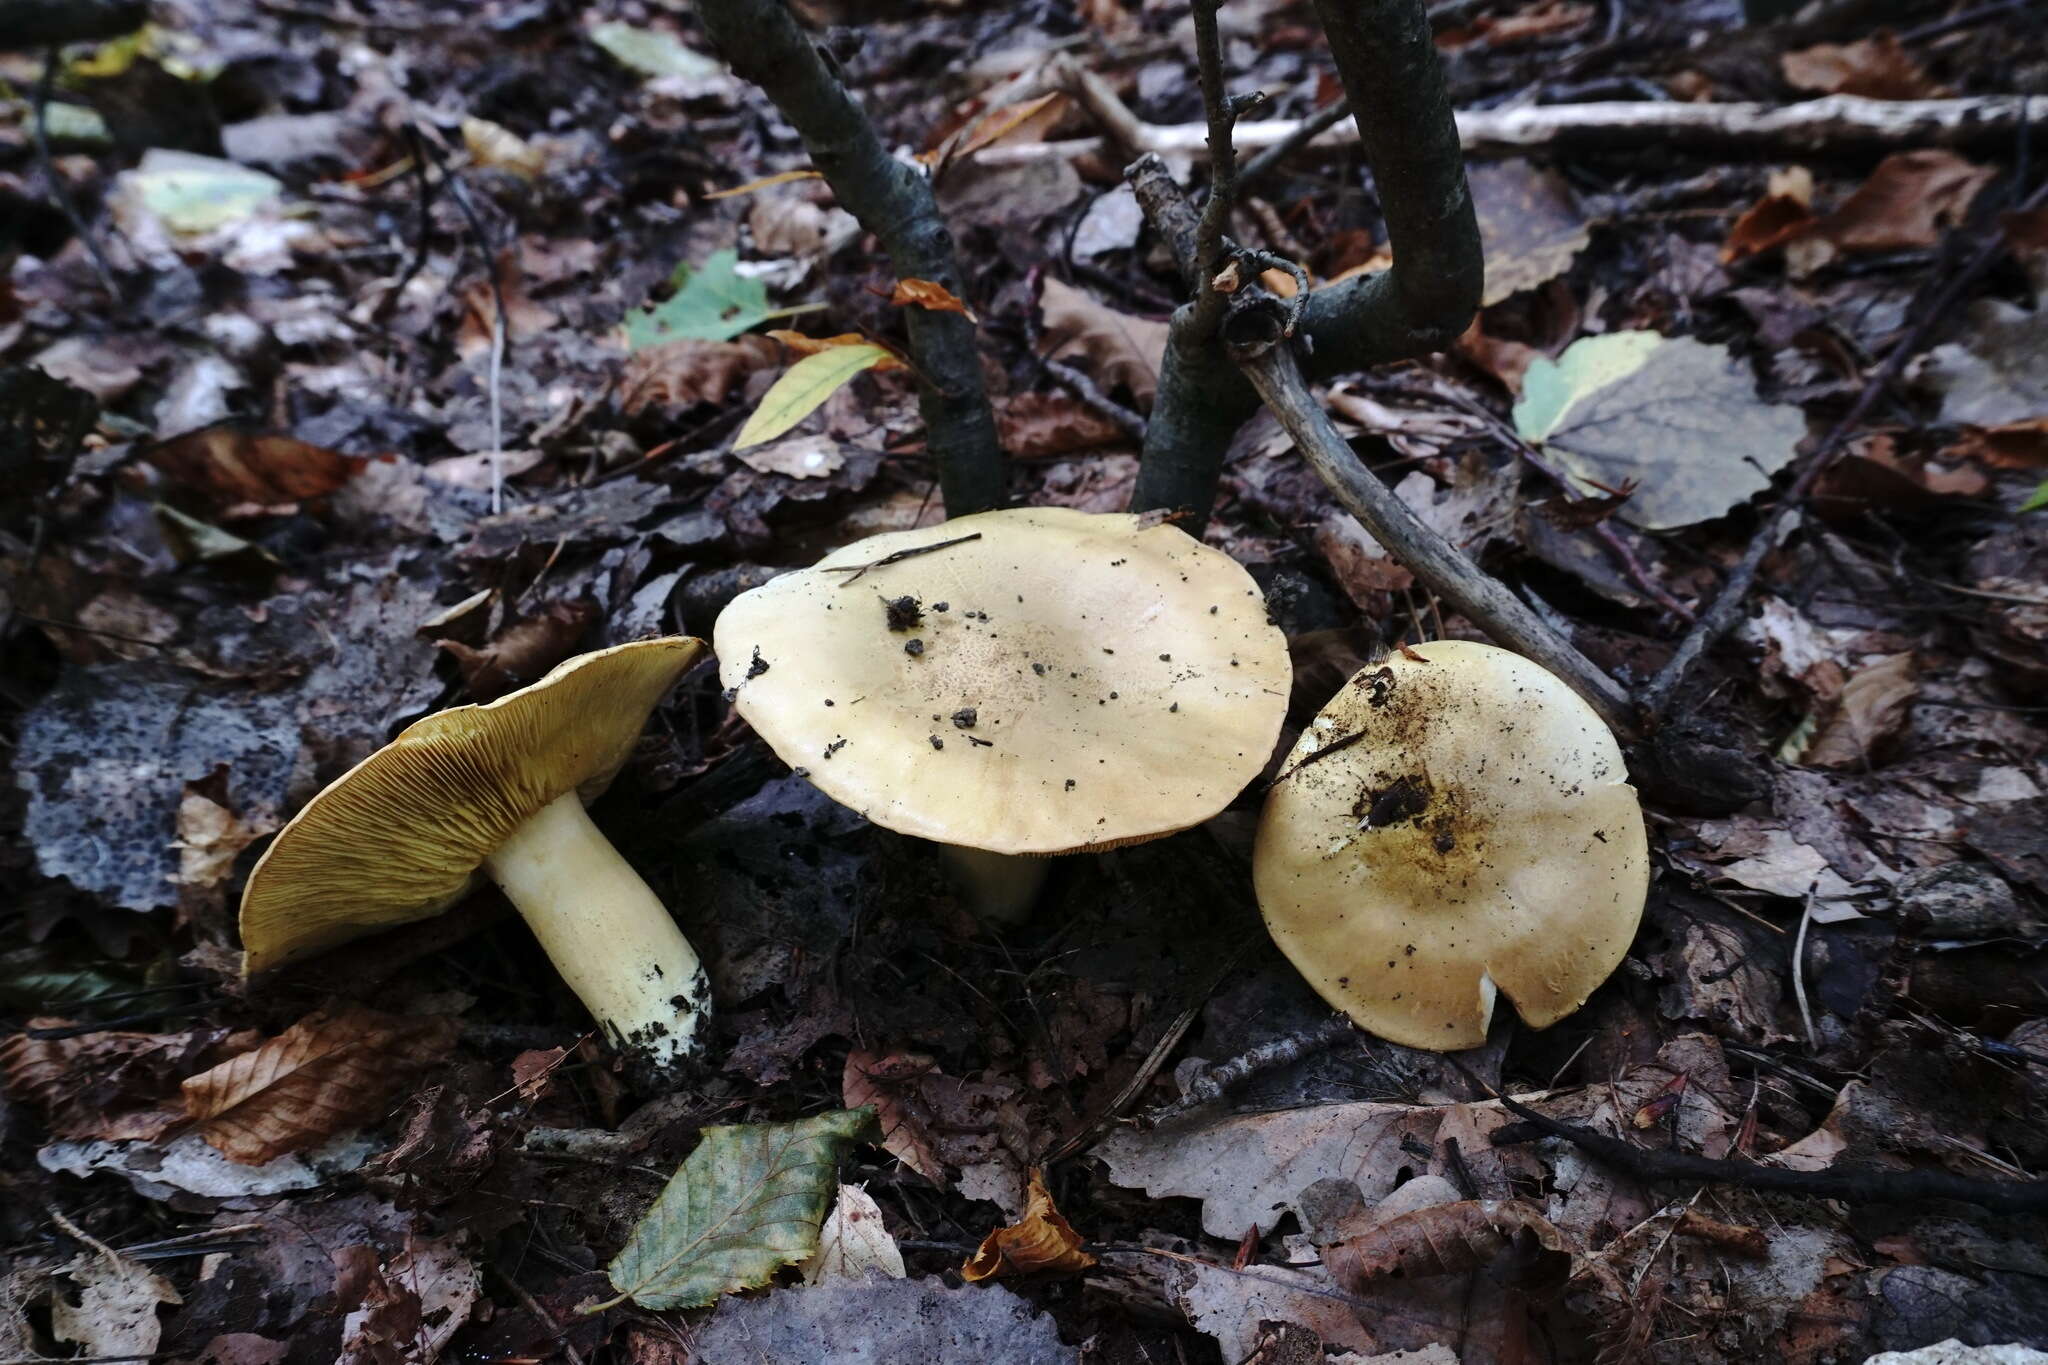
left=239, top=637, right=705, bottom=974
left=713, top=508, right=1290, bottom=854
left=1255, top=640, right=1648, bottom=1050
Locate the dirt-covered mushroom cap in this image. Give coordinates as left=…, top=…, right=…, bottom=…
left=714, top=507, right=1290, bottom=854
left=1254, top=640, right=1648, bottom=1051
left=241, top=636, right=703, bottom=972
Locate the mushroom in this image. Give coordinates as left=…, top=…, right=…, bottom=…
left=712, top=507, right=1290, bottom=915
left=1254, top=640, right=1647, bottom=1050
left=239, top=637, right=713, bottom=1070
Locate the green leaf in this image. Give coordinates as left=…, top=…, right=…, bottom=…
left=735, top=345, right=894, bottom=450
left=603, top=1108, right=878, bottom=1311
left=0, top=946, right=137, bottom=1011
left=126, top=150, right=283, bottom=235
left=589, top=21, right=724, bottom=80
left=2023, top=480, right=2048, bottom=513
left=623, top=249, right=820, bottom=349
left=1511, top=331, right=1805, bottom=530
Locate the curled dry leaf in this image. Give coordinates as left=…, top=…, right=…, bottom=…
left=962, top=1167, right=1095, bottom=1282
left=842, top=1048, right=946, bottom=1184
left=181, top=1006, right=459, bottom=1165
left=1316, top=1197, right=1620, bottom=1297
left=890, top=278, right=978, bottom=322
left=146, top=427, right=370, bottom=511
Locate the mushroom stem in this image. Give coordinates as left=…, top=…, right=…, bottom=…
left=484, top=792, right=709, bottom=1067
left=940, top=846, right=1051, bottom=924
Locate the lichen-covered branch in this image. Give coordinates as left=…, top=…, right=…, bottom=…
left=1129, top=0, right=1483, bottom=527
left=695, top=0, right=1005, bottom=516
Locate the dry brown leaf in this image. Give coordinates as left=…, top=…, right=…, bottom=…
left=1794, top=652, right=1918, bottom=769
left=890, top=278, right=977, bottom=321
left=961, top=1167, right=1096, bottom=1281
left=1722, top=167, right=1815, bottom=263
left=1780, top=32, right=1946, bottom=100
left=1039, top=276, right=1169, bottom=410
left=1442, top=0, right=1592, bottom=46
left=1818, top=150, right=1995, bottom=254
left=1469, top=159, right=1590, bottom=305
left=182, top=1006, right=459, bottom=1165
left=49, top=1220, right=181, bottom=1360
left=620, top=335, right=780, bottom=414
left=437, top=600, right=598, bottom=702
left=842, top=1048, right=946, bottom=1184
left=930, top=91, right=1069, bottom=167
left=1, top=1018, right=261, bottom=1143
left=998, top=392, right=1127, bottom=459
left=1942, top=418, right=2048, bottom=470
left=146, top=427, right=370, bottom=510
left=766, top=329, right=908, bottom=370
left=175, top=777, right=278, bottom=891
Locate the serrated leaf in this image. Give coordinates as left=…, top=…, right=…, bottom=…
left=602, top=1107, right=878, bottom=1310
left=589, top=21, right=723, bottom=80
left=734, top=344, right=894, bottom=450
left=624, top=249, right=821, bottom=350
left=1513, top=331, right=1805, bottom=530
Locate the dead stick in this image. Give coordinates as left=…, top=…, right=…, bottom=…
left=1242, top=344, right=1642, bottom=738
left=984, top=93, right=2048, bottom=166
left=1490, top=1089, right=2048, bottom=1211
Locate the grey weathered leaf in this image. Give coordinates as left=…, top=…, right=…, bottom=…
left=603, top=1107, right=877, bottom=1310
left=693, top=1275, right=1077, bottom=1364
left=1515, top=332, right=1806, bottom=529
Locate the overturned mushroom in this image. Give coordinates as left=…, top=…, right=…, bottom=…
left=714, top=508, right=1290, bottom=915
left=1255, top=640, right=1648, bottom=1050
left=239, top=638, right=712, bottom=1070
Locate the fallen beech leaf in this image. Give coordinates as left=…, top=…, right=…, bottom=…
left=620, top=335, right=780, bottom=414
left=890, top=277, right=978, bottom=322
left=1317, top=1196, right=1591, bottom=1286
left=1039, top=276, right=1169, bottom=410
left=146, top=427, right=369, bottom=510
left=602, top=1107, right=877, bottom=1310
left=962, top=1167, right=1095, bottom=1282
left=735, top=343, right=896, bottom=450
left=705, top=168, right=824, bottom=200
left=800, top=1182, right=906, bottom=1284
left=1819, top=150, right=1995, bottom=254
left=1469, top=159, right=1590, bottom=304
left=1781, top=32, right=1946, bottom=100
left=842, top=1048, right=946, bottom=1184
left=437, top=600, right=599, bottom=701
left=182, top=1007, right=459, bottom=1164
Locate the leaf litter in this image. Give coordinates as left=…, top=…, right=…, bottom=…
left=5, top=1, right=2048, bottom=1362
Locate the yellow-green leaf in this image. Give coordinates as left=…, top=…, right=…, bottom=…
left=735, top=345, right=894, bottom=450
left=598, top=1108, right=877, bottom=1311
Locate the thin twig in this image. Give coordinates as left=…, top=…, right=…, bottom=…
left=821, top=532, right=984, bottom=585
left=1239, top=99, right=1353, bottom=185
left=1188, top=0, right=1251, bottom=341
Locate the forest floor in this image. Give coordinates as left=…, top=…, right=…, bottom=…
left=3, top=0, right=2048, bottom=1362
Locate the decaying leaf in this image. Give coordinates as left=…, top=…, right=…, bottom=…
left=1468, top=160, right=1589, bottom=305
left=800, top=1182, right=906, bottom=1285
left=1514, top=331, right=1806, bottom=529
left=181, top=1007, right=459, bottom=1164
left=736, top=434, right=847, bottom=480
left=693, top=1276, right=1078, bottom=1364
left=1318, top=1197, right=1588, bottom=1286
left=48, top=1215, right=182, bottom=1358
left=175, top=775, right=278, bottom=890
left=962, top=1167, right=1096, bottom=1282
left=842, top=1049, right=946, bottom=1184
left=602, top=1107, right=877, bottom=1310
left=1039, top=276, right=1169, bottom=409
left=1780, top=32, right=1945, bottom=100
left=146, top=427, right=370, bottom=510
left=1724, top=153, right=1995, bottom=267
left=998, top=392, right=1128, bottom=459
left=1785, top=652, right=1918, bottom=769
left=1922, top=267, right=2048, bottom=429
left=890, top=278, right=977, bottom=321
left=735, top=344, right=896, bottom=450
left=619, top=335, right=780, bottom=414
left=335, top=1234, right=480, bottom=1365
